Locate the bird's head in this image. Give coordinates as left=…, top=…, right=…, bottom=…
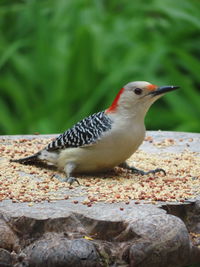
left=106, top=81, right=179, bottom=117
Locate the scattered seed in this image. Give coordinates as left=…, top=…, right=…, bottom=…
left=0, top=137, right=199, bottom=204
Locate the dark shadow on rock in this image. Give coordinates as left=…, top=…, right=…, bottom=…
left=0, top=248, right=12, bottom=267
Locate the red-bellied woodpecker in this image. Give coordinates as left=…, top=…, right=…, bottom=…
left=11, top=81, right=179, bottom=184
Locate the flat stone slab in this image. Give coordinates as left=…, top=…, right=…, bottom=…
left=0, top=131, right=200, bottom=267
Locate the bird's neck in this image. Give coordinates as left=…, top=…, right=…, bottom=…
left=107, top=102, right=149, bottom=123
left=105, top=88, right=125, bottom=113
left=106, top=89, right=152, bottom=122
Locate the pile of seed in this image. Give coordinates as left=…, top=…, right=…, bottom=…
left=0, top=137, right=200, bottom=205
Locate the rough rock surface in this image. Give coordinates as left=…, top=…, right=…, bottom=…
left=0, top=204, right=197, bottom=267
left=0, top=131, right=200, bottom=267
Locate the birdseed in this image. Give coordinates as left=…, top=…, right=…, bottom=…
left=0, top=137, right=200, bottom=204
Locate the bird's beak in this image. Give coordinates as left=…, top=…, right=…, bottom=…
left=149, top=85, right=180, bottom=96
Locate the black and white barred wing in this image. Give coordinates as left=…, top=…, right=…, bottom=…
left=46, top=111, right=112, bottom=151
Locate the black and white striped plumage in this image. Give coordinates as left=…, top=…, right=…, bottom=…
left=47, top=111, right=113, bottom=151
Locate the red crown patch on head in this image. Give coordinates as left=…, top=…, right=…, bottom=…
left=147, top=84, right=157, bottom=91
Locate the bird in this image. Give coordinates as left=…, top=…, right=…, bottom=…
left=11, top=81, right=179, bottom=185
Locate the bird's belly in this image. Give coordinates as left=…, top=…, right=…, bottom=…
left=57, top=129, right=145, bottom=173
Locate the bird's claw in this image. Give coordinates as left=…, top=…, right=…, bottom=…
left=142, top=168, right=166, bottom=176
left=51, top=174, right=80, bottom=185
left=51, top=174, right=63, bottom=181
left=65, top=177, right=80, bottom=186
left=131, top=167, right=166, bottom=176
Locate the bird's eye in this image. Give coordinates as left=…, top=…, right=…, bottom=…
left=134, top=88, right=142, bottom=95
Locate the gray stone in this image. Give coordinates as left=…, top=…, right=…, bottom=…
left=0, top=218, right=19, bottom=252
left=0, top=248, right=12, bottom=267
left=23, top=238, right=101, bottom=267
left=123, top=214, right=191, bottom=267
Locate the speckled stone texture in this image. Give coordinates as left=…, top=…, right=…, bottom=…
left=0, top=131, right=200, bottom=267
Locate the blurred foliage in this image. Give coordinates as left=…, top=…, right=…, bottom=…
left=0, top=0, right=200, bottom=135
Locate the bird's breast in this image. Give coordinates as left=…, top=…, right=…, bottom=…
left=57, top=122, right=145, bottom=173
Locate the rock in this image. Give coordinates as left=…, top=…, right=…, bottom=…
left=23, top=237, right=102, bottom=267
left=185, top=199, right=200, bottom=233
left=0, top=248, right=12, bottom=267
left=123, top=214, right=191, bottom=267
left=0, top=218, right=19, bottom=252
left=0, top=204, right=198, bottom=267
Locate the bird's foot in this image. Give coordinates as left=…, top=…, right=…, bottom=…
left=64, top=176, right=80, bottom=186
left=119, top=162, right=166, bottom=176
left=130, top=167, right=166, bottom=176
left=51, top=174, right=80, bottom=185
left=51, top=174, right=63, bottom=181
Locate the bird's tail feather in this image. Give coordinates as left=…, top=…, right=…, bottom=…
left=10, top=152, right=41, bottom=165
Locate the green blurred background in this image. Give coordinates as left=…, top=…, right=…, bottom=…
left=0, top=0, right=200, bottom=135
